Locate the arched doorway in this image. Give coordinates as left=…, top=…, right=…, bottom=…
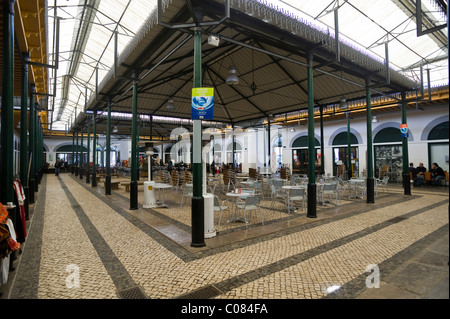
left=332, top=132, right=359, bottom=178
left=291, top=136, right=321, bottom=175
left=374, top=127, right=403, bottom=181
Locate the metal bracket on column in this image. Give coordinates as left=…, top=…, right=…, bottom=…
left=416, top=0, right=446, bottom=37
left=416, top=65, right=432, bottom=102
left=157, top=0, right=229, bottom=29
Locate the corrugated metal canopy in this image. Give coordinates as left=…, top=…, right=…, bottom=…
left=74, top=0, right=425, bottom=135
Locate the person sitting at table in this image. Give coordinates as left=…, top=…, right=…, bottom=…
left=430, top=162, right=445, bottom=186
left=414, top=162, right=426, bottom=187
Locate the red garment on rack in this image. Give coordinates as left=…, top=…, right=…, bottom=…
left=13, top=179, right=27, bottom=238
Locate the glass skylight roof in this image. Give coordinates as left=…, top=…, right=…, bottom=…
left=47, top=0, right=157, bottom=130
left=275, top=0, right=448, bottom=86
left=47, top=0, right=448, bottom=131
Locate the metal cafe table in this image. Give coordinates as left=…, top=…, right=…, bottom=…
left=226, top=190, right=254, bottom=223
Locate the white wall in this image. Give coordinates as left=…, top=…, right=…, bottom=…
left=43, top=105, right=448, bottom=174
left=279, top=104, right=448, bottom=176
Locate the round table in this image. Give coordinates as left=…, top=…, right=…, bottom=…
left=226, top=191, right=253, bottom=223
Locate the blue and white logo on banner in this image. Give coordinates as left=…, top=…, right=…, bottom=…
left=192, top=88, right=214, bottom=120
left=400, top=124, right=408, bottom=138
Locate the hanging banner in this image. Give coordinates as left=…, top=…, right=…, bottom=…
left=400, top=124, right=408, bottom=138
left=192, top=88, right=214, bottom=120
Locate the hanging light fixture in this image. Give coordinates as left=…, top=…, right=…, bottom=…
left=226, top=66, right=239, bottom=85
left=372, top=116, right=379, bottom=123
left=112, top=125, right=118, bottom=133
left=339, top=97, right=348, bottom=110
left=166, top=98, right=175, bottom=110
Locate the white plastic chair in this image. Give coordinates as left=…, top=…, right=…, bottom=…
left=213, top=195, right=230, bottom=232
left=235, top=194, right=263, bottom=228
left=287, top=187, right=306, bottom=213
left=320, top=182, right=339, bottom=205
left=270, top=184, right=286, bottom=209
left=180, top=184, right=193, bottom=207
left=376, top=176, right=389, bottom=195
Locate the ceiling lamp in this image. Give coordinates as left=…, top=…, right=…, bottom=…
left=339, top=97, right=348, bottom=110
left=166, top=98, right=175, bottom=110
left=290, top=126, right=295, bottom=132
left=112, top=125, right=118, bottom=133
left=372, top=116, right=379, bottom=123
left=226, top=66, right=239, bottom=85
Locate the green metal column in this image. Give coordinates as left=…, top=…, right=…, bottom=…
left=0, top=0, right=15, bottom=205
left=33, top=108, right=39, bottom=191
left=79, top=127, right=84, bottom=179
left=105, top=100, right=111, bottom=195
left=307, top=52, right=317, bottom=218
left=71, top=131, right=75, bottom=174
left=136, top=120, right=140, bottom=181
left=212, top=135, right=215, bottom=176
left=191, top=25, right=205, bottom=247
left=86, top=121, right=91, bottom=184
left=20, top=54, right=29, bottom=187
left=319, top=105, right=324, bottom=175
left=232, top=124, right=235, bottom=169
left=20, top=53, right=30, bottom=219
left=75, top=129, right=79, bottom=176
left=130, top=71, right=138, bottom=210
left=92, top=114, right=97, bottom=187
left=401, top=91, right=411, bottom=195
left=365, top=78, right=375, bottom=203
left=347, top=112, right=352, bottom=179
left=267, top=120, right=271, bottom=172
left=37, top=116, right=42, bottom=184
left=28, top=84, right=36, bottom=203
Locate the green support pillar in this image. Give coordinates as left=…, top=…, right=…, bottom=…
left=75, top=128, right=79, bottom=176
left=320, top=105, right=324, bottom=175
left=92, top=114, right=97, bottom=187
left=365, top=78, right=375, bottom=203
left=0, top=0, right=15, bottom=205
left=267, top=120, right=271, bottom=172
left=37, top=116, right=43, bottom=184
left=33, top=108, right=39, bottom=191
left=80, top=127, right=84, bottom=179
left=28, top=84, right=36, bottom=203
left=212, top=135, right=215, bottom=176
left=105, top=99, right=111, bottom=195
left=86, top=121, right=91, bottom=184
left=401, top=91, right=411, bottom=195
left=306, top=52, right=317, bottom=218
left=130, top=71, right=139, bottom=210
left=347, top=112, right=352, bottom=179
left=20, top=53, right=30, bottom=218
left=71, top=131, right=75, bottom=174
left=136, top=120, right=140, bottom=181
left=232, top=124, right=235, bottom=169
left=191, top=25, right=205, bottom=247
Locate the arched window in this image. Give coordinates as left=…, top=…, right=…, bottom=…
left=332, top=132, right=359, bottom=178
left=428, top=121, right=449, bottom=172
left=374, top=127, right=402, bottom=143
left=291, top=136, right=321, bottom=175
left=428, top=121, right=449, bottom=140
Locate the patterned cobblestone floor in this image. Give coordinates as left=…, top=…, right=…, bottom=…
left=3, top=173, right=448, bottom=302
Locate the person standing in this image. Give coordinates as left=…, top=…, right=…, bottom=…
left=55, top=158, right=62, bottom=176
